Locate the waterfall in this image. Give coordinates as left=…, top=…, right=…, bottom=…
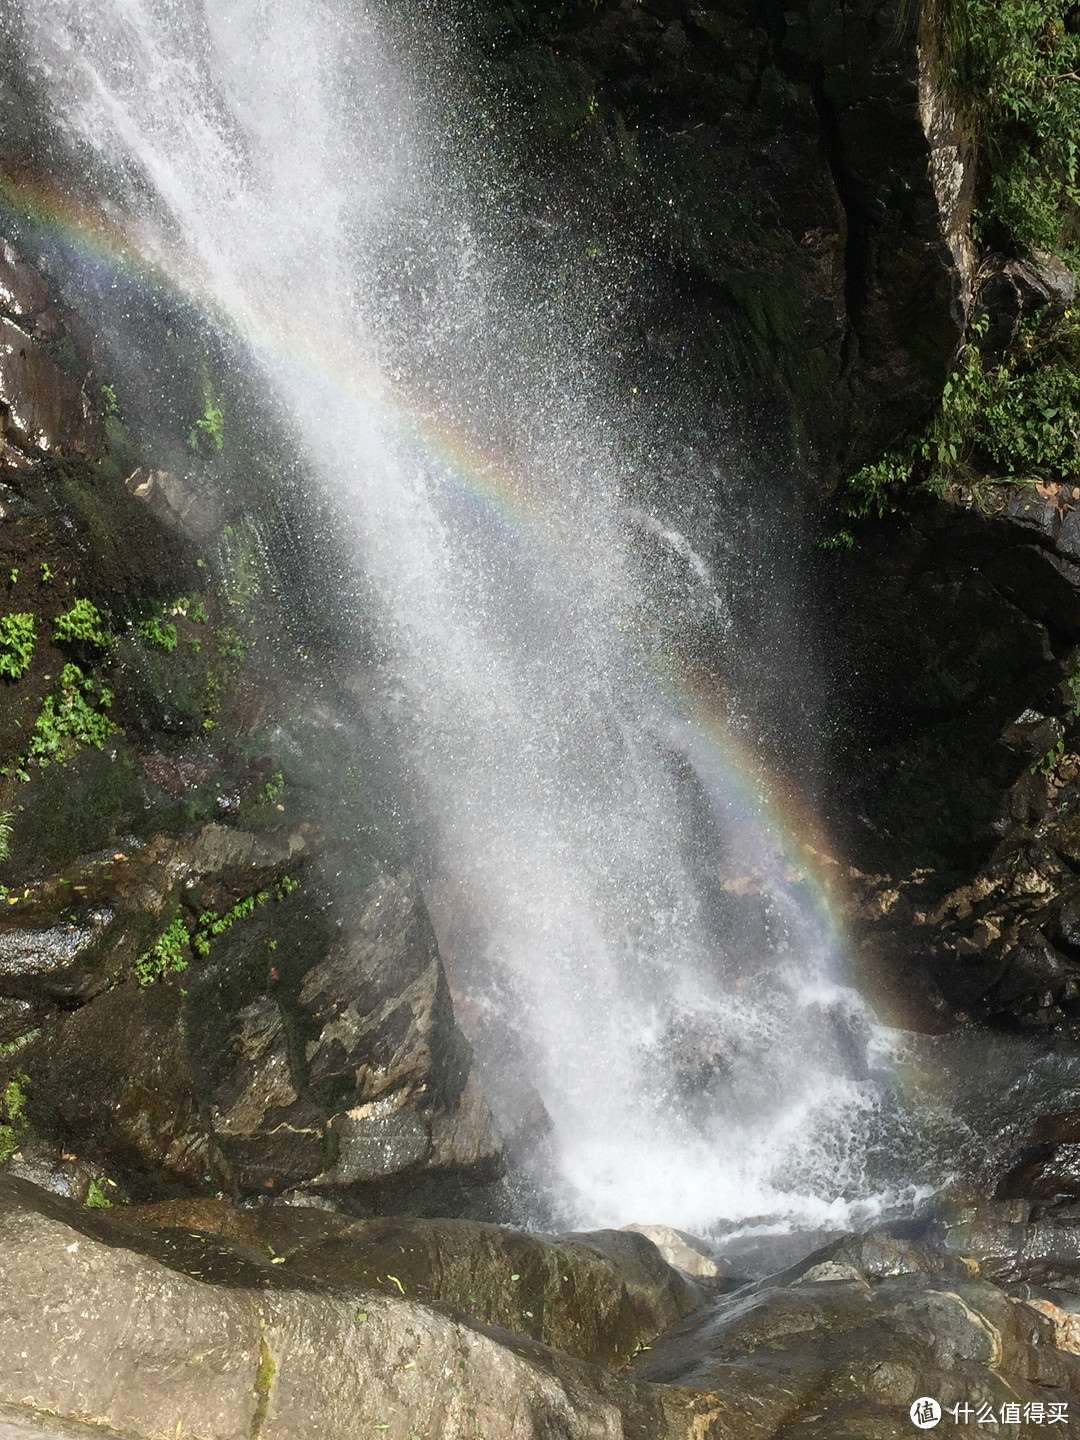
left=4, top=0, right=922, bottom=1237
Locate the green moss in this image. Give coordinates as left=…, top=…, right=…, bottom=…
left=0, top=1031, right=40, bottom=1060
left=1, top=743, right=143, bottom=878
left=0, top=613, right=35, bottom=680
left=84, top=1178, right=113, bottom=1208
left=202, top=625, right=245, bottom=730
left=220, top=522, right=262, bottom=612
left=255, top=1337, right=277, bottom=1397
left=0, top=1070, right=29, bottom=1166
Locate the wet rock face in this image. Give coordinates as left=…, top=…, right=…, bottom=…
left=299, top=870, right=466, bottom=1111
left=634, top=1229, right=1080, bottom=1435
left=0, top=1177, right=697, bottom=1440
left=0, top=242, right=98, bottom=468
left=282, top=1217, right=705, bottom=1368
left=814, top=474, right=1080, bottom=1032
left=481, top=0, right=957, bottom=485
left=1, top=830, right=499, bottom=1209
left=290, top=871, right=495, bottom=1197
left=822, top=502, right=1077, bottom=883
left=0, top=239, right=499, bottom=1217
left=102, top=1197, right=708, bottom=1369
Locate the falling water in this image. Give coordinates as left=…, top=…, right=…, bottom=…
left=4, top=0, right=928, bottom=1237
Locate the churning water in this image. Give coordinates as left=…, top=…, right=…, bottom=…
left=5, top=0, right=937, bottom=1238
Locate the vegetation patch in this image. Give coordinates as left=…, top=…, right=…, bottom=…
left=191, top=876, right=298, bottom=957
left=136, top=877, right=299, bottom=986
left=136, top=916, right=190, bottom=988
left=138, top=616, right=178, bottom=653
left=202, top=625, right=245, bottom=730
left=938, top=0, right=1080, bottom=255
left=53, top=599, right=110, bottom=649
left=84, top=1178, right=113, bottom=1208
left=188, top=380, right=225, bottom=454
left=0, top=612, right=35, bottom=680
left=838, top=306, right=1080, bottom=524
left=834, top=3, right=1080, bottom=531
left=26, top=663, right=116, bottom=768
left=172, top=595, right=208, bottom=625
left=0, top=1070, right=28, bottom=1166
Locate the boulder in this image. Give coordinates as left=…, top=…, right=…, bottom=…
left=622, top=1222, right=720, bottom=1279
left=3, top=844, right=502, bottom=1209
left=634, top=1228, right=1080, bottom=1434
left=975, top=250, right=1077, bottom=357
left=0, top=1177, right=697, bottom=1440
left=293, top=870, right=501, bottom=1207
left=282, top=1217, right=705, bottom=1368
left=105, top=1196, right=707, bottom=1369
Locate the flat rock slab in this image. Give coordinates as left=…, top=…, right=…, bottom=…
left=0, top=1178, right=684, bottom=1440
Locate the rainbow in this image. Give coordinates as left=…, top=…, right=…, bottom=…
left=0, top=163, right=883, bottom=1003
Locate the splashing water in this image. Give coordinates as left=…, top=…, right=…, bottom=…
left=6, top=0, right=927, bottom=1236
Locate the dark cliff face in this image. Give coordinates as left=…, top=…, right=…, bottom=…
left=468, top=0, right=959, bottom=489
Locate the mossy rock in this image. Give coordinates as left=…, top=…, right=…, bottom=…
left=110, top=630, right=212, bottom=738
left=12, top=457, right=199, bottom=605
left=282, top=1217, right=705, bottom=1369
left=0, top=741, right=145, bottom=884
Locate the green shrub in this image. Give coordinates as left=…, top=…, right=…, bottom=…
left=138, top=616, right=178, bottom=653
left=188, top=381, right=225, bottom=453
left=939, top=0, right=1080, bottom=254
left=841, top=308, right=1080, bottom=516
left=27, top=664, right=115, bottom=767
left=52, top=599, right=109, bottom=649
left=0, top=613, right=35, bottom=680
